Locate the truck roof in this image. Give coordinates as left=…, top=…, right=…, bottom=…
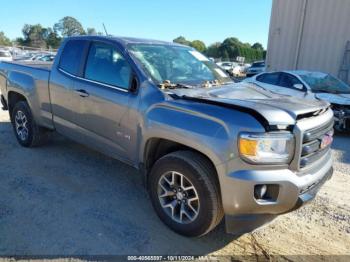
left=66, top=35, right=186, bottom=48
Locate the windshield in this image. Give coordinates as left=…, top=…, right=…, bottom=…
left=299, top=72, right=350, bottom=94
left=128, top=44, right=231, bottom=86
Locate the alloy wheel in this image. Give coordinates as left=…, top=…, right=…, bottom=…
left=157, top=171, right=200, bottom=224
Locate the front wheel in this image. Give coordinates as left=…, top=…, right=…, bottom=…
left=148, top=151, right=223, bottom=237
left=11, top=101, right=49, bottom=147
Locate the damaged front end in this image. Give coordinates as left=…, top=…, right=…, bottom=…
left=332, top=104, right=350, bottom=131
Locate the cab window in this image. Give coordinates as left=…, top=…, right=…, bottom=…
left=84, top=42, right=132, bottom=89
left=59, top=40, right=88, bottom=76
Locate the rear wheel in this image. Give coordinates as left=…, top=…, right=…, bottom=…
left=11, top=101, right=49, bottom=147
left=148, top=151, right=223, bottom=237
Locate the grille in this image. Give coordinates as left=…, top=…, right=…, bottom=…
left=299, top=120, right=334, bottom=169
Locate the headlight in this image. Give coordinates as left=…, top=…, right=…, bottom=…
left=239, top=133, right=295, bottom=164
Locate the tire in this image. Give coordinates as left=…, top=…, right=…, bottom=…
left=148, top=150, right=224, bottom=237
left=11, top=101, right=48, bottom=147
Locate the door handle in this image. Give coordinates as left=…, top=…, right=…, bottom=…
left=74, top=89, right=89, bottom=97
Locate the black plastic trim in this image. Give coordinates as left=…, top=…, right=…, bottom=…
left=1, top=95, right=8, bottom=110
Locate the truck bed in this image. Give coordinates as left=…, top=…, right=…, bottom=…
left=0, top=60, right=53, bottom=129
left=5, top=60, right=53, bottom=71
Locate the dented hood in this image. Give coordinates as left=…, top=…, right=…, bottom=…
left=315, top=93, right=350, bottom=105
left=170, top=83, right=329, bottom=125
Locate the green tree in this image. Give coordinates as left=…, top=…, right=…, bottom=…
left=54, top=16, right=85, bottom=37
left=0, top=31, right=11, bottom=46
left=21, top=24, right=47, bottom=48
left=219, top=37, right=240, bottom=60
left=16, top=24, right=62, bottom=49
left=44, top=28, right=62, bottom=49
left=205, top=42, right=221, bottom=58
left=221, top=49, right=229, bottom=60
left=216, top=37, right=264, bottom=62
left=87, top=27, right=97, bottom=35
left=190, top=40, right=206, bottom=53
left=173, top=36, right=191, bottom=46
left=252, top=42, right=264, bottom=51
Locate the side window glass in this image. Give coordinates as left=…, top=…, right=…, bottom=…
left=59, top=40, right=87, bottom=76
left=256, top=74, right=266, bottom=82
left=85, top=42, right=132, bottom=89
left=257, top=73, right=279, bottom=85
left=280, top=74, right=302, bottom=89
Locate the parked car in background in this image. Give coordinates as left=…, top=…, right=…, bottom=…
left=245, top=70, right=350, bottom=131
left=36, top=54, right=55, bottom=62
left=241, top=63, right=252, bottom=74
left=217, top=61, right=242, bottom=77
left=8, top=47, right=23, bottom=57
left=13, top=52, right=55, bottom=62
left=246, top=61, right=265, bottom=77
left=13, top=52, right=37, bottom=61
left=0, top=50, right=13, bottom=62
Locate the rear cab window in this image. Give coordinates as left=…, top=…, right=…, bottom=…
left=59, top=40, right=89, bottom=76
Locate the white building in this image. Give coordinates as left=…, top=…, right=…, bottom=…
left=266, top=0, right=350, bottom=84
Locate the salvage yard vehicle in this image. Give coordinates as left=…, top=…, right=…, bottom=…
left=245, top=61, right=265, bottom=77
left=0, top=50, right=12, bottom=62
left=245, top=70, right=350, bottom=131
left=0, top=36, right=334, bottom=237
left=216, top=61, right=242, bottom=77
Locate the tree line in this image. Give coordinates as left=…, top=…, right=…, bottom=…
left=0, top=16, right=266, bottom=62
left=173, top=36, right=265, bottom=63
left=0, top=16, right=103, bottom=49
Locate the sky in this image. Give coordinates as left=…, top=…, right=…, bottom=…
left=2, top=0, right=272, bottom=48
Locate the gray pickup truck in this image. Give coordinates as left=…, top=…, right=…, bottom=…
left=0, top=36, right=334, bottom=237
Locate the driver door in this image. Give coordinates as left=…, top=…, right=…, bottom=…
left=71, top=41, right=140, bottom=163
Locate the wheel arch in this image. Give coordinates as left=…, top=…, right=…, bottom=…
left=142, top=137, right=221, bottom=189
left=7, top=91, right=28, bottom=119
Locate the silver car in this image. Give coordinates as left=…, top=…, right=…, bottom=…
left=245, top=70, right=350, bottom=131
left=246, top=61, right=265, bottom=77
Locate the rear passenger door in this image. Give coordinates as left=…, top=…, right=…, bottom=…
left=50, top=39, right=90, bottom=135
left=72, top=41, right=139, bottom=163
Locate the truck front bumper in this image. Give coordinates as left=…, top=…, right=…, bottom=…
left=218, top=151, right=333, bottom=234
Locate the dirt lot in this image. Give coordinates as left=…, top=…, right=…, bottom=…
left=0, top=107, right=349, bottom=259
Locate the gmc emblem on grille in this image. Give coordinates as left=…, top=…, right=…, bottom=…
left=320, top=133, right=333, bottom=149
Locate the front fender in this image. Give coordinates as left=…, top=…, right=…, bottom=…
left=140, top=103, right=232, bottom=167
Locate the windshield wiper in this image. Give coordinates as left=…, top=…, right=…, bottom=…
left=158, top=80, right=194, bottom=90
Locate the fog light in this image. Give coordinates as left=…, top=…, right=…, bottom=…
left=254, top=184, right=267, bottom=199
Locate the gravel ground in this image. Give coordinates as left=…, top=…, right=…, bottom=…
left=0, top=107, right=349, bottom=259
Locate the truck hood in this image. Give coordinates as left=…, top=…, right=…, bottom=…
left=315, top=93, right=350, bottom=105
left=169, top=83, right=329, bottom=126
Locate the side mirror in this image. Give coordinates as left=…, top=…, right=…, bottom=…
left=129, top=74, right=139, bottom=93
left=293, top=83, right=304, bottom=90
